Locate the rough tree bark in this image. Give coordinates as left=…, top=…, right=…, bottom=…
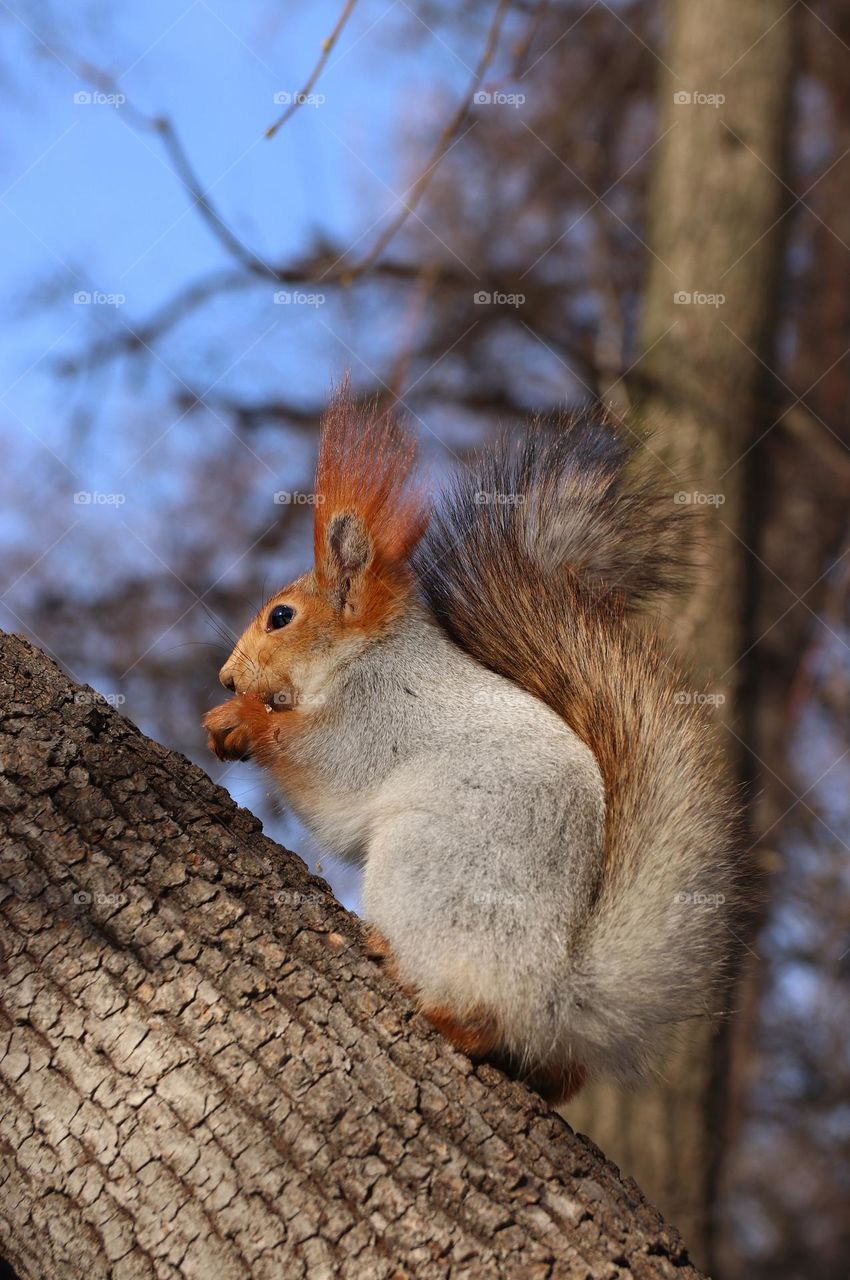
left=566, top=0, right=796, bottom=1267
left=0, top=632, right=706, bottom=1280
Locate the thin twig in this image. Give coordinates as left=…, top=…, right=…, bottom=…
left=782, top=404, right=850, bottom=491
left=153, top=116, right=273, bottom=275
left=335, top=0, right=513, bottom=283
left=510, top=0, right=550, bottom=77
left=386, top=266, right=439, bottom=398
left=265, top=0, right=360, bottom=140
left=68, top=56, right=273, bottom=275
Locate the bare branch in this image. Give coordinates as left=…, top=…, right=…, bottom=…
left=333, top=0, right=513, bottom=283
left=265, top=0, right=360, bottom=139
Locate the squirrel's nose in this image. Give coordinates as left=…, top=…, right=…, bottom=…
left=219, top=663, right=236, bottom=692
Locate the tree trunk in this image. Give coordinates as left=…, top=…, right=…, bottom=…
left=0, top=632, right=706, bottom=1280
left=566, top=0, right=796, bottom=1268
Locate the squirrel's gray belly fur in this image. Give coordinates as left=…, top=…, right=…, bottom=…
left=289, top=606, right=611, bottom=1078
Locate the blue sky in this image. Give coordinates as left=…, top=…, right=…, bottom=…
left=0, top=0, right=495, bottom=902
left=0, top=0, right=472, bottom=407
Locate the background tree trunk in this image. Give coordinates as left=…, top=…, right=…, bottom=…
left=0, top=632, right=707, bottom=1280
left=565, top=0, right=797, bottom=1268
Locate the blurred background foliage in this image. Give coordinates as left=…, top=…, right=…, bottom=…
left=1, top=2, right=849, bottom=1277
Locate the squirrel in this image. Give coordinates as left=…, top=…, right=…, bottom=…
left=203, top=385, right=742, bottom=1103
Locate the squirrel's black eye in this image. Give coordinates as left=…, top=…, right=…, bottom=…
left=267, top=604, right=295, bottom=630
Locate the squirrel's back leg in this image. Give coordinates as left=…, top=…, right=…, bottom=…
left=520, top=1058, right=587, bottom=1104
left=366, top=922, right=585, bottom=1102
left=360, top=746, right=603, bottom=1106
left=363, top=901, right=588, bottom=1106
left=365, top=924, right=506, bottom=1058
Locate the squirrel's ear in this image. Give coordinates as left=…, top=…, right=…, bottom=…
left=325, top=511, right=371, bottom=610
left=313, top=380, right=429, bottom=627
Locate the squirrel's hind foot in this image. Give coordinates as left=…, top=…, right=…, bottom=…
left=364, top=925, right=498, bottom=1053
left=363, top=925, right=585, bottom=1103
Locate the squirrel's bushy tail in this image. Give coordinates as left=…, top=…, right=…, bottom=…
left=415, top=415, right=744, bottom=1081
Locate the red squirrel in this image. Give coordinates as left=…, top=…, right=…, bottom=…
left=204, top=386, right=741, bottom=1103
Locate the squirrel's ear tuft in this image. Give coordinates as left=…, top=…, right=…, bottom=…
left=313, top=377, right=428, bottom=625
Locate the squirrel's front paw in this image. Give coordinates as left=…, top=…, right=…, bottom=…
left=203, top=696, right=266, bottom=761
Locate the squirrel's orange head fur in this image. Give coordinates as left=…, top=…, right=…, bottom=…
left=218, top=384, right=428, bottom=709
